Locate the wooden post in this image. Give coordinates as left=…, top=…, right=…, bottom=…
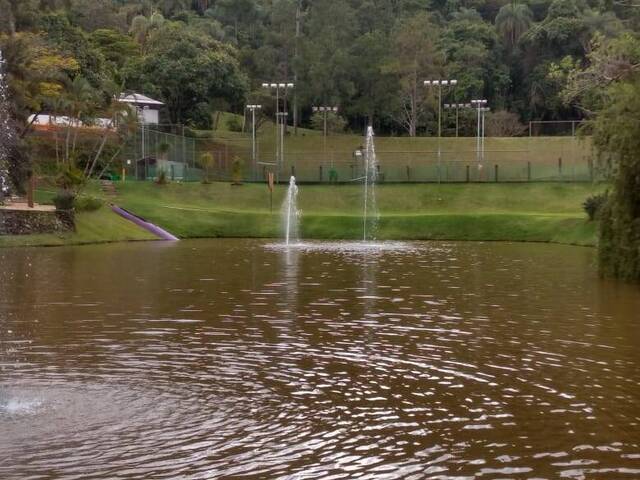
left=495, top=164, right=499, bottom=182
left=466, top=165, right=470, bottom=183
left=319, top=165, right=323, bottom=182
left=27, top=175, right=35, bottom=208
left=268, top=172, right=274, bottom=213
left=406, top=165, right=411, bottom=181
left=558, top=157, right=563, bottom=180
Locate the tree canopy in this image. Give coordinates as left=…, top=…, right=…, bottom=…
left=0, top=0, right=638, bottom=133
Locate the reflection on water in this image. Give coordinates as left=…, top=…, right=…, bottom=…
left=1, top=239, right=639, bottom=479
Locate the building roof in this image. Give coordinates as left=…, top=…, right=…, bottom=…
left=118, top=93, right=164, bottom=106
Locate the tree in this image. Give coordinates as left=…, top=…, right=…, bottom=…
left=129, top=13, right=164, bottom=51
left=127, top=22, right=247, bottom=126
left=593, top=78, right=640, bottom=281
left=485, top=109, right=526, bottom=136
left=299, top=0, right=357, bottom=112
left=310, top=110, right=346, bottom=133
left=495, top=1, right=533, bottom=49
left=384, top=13, right=443, bottom=136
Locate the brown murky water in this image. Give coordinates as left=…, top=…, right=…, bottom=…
left=1, top=239, right=639, bottom=479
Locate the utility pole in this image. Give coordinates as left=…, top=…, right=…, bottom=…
left=471, top=99, right=488, bottom=179
left=262, top=82, right=294, bottom=184
left=246, top=104, right=262, bottom=181
left=424, top=79, right=458, bottom=183
left=444, top=103, right=472, bottom=137
left=313, top=105, right=338, bottom=168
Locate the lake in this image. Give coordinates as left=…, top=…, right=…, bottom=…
left=1, top=239, right=639, bottom=479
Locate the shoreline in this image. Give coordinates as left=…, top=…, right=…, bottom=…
left=0, top=182, right=601, bottom=249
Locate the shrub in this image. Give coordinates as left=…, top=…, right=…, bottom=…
left=200, top=152, right=214, bottom=183
left=583, top=193, right=607, bottom=221
left=55, top=165, right=84, bottom=190
left=52, top=190, right=76, bottom=211
left=231, top=156, right=243, bottom=185
left=227, top=116, right=243, bottom=132
left=75, top=195, right=104, bottom=211
left=156, top=169, right=168, bottom=185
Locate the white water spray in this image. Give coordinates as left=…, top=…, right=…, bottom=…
left=282, top=176, right=300, bottom=245
left=363, top=126, right=379, bottom=241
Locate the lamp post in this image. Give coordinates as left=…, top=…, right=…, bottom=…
left=246, top=104, right=262, bottom=181
left=262, top=82, right=294, bottom=183
left=424, top=79, right=457, bottom=183
left=471, top=99, right=488, bottom=177
left=481, top=106, right=490, bottom=165
left=313, top=106, right=338, bottom=167
left=444, top=103, right=471, bottom=138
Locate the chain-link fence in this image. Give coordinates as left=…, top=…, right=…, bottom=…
left=122, top=124, right=598, bottom=184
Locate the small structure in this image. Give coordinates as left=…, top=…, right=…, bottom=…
left=28, top=114, right=114, bottom=131
left=118, top=93, right=164, bottom=124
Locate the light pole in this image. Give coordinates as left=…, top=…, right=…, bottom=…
left=262, top=82, right=294, bottom=183
left=481, top=106, right=490, bottom=165
left=471, top=99, right=488, bottom=177
left=246, top=104, right=262, bottom=180
left=424, top=79, right=457, bottom=183
left=444, top=103, right=471, bottom=138
left=312, top=106, right=338, bottom=167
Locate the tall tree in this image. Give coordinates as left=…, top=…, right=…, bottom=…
left=495, top=1, right=533, bottom=49
left=384, top=13, right=443, bottom=136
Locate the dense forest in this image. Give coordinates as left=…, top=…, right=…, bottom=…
left=1, top=0, right=639, bottom=136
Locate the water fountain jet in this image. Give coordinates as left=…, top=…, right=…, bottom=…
left=362, top=126, right=379, bottom=241
left=282, top=176, right=300, bottom=246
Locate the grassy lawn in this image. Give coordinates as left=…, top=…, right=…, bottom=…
left=112, top=181, right=604, bottom=246
left=1, top=181, right=604, bottom=247
left=0, top=207, right=156, bottom=248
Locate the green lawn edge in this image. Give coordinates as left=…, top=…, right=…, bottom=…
left=1, top=182, right=601, bottom=248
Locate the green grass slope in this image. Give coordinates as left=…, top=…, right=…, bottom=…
left=0, top=207, right=156, bottom=248
left=114, top=181, right=603, bottom=246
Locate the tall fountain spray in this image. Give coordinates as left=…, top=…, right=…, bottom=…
left=0, top=50, right=15, bottom=204
left=363, top=126, right=379, bottom=241
left=282, top=176, right=300, bottom=246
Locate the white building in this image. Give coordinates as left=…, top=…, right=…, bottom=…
left=118, top=93, right=164, bottom=125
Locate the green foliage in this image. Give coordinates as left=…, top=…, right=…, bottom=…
left=226, top=116, right=243, bottom=132
left=1, top=0, right=638, bottom=148
left=310, top=111, right=347, bottom=134
left=55, top=164, right=85, bottom=190
left=52, top=189, right=75, bottom=211
left=200, top=152, right=214, bottom=183
left=126, top=22, right=247, bottom=126
left=583, top=192, right=607, bottom=221
left=75, top=194, right=104, bottom=212
left=231, top=156, right=243, bottom=185
left=156, top=168, right=168, bottom=185
left=593, top=78, right=640, bottom=280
